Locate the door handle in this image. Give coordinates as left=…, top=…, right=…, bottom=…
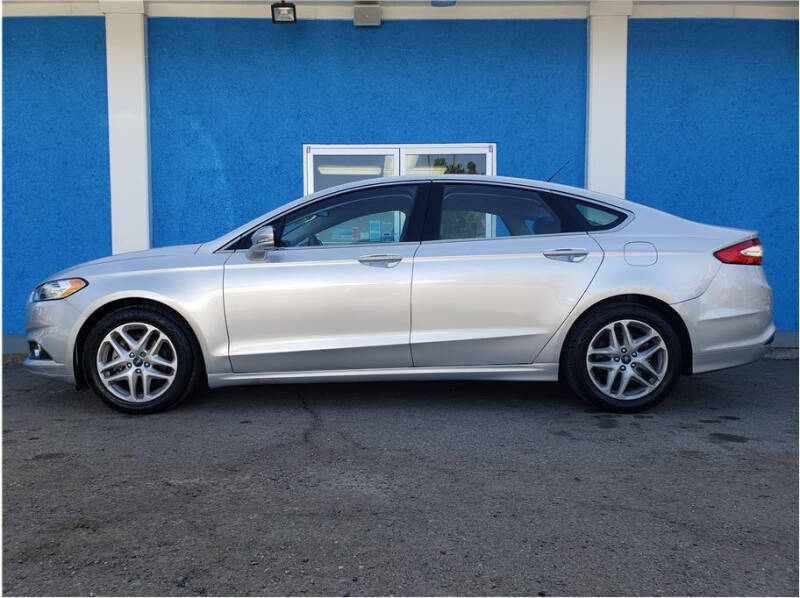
left=543, top=248, right=589, bottom=263
left=358, top=254, right=403, bottom=268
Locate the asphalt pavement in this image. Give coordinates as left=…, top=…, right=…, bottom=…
left=3, top=359, right=798, bottom=596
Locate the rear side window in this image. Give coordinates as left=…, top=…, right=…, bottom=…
left=438, top=184, right=562, bottom=240
left=549, top=192, right=627, bottom=231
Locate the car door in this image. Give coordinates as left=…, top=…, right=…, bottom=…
left=410, top=182, right=605, bottom=367
left=224, top=183, right=429, bottom=373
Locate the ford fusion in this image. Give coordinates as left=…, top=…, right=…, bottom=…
left=24, top=176, right=774, bottom=413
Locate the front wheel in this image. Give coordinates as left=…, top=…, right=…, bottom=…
left=83, top=306, right=202, bottom=414
left=563, top=304, right=682, bottom=412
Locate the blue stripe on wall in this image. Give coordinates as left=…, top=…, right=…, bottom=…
left=148, top=18, right=587, bottom=246
left=627, top=19, right=799, bottom=331
left=3, top=17, right=111, bottom=335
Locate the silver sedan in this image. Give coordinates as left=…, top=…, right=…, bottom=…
left=23, top=176, right=774, bottom=413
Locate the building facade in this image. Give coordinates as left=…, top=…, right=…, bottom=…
left=3, top=0, right=798, bottom=337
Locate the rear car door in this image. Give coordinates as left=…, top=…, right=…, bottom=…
left=224, top=183, right=429, bottom=373
left=410, top=182, right=607, bottom=367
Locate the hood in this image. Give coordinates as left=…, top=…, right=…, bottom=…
left=43, top=244, right=203, bottom=282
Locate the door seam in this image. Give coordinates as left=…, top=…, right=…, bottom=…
left=409, top=242, right=423, bottom=367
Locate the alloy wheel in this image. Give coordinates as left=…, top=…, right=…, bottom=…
left=585, top=319, right=669, bottom=401
left=96, top=322, right=178, bottom=403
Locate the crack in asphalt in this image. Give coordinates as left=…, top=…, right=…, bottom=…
left=297, top=389, right=322, bottom=446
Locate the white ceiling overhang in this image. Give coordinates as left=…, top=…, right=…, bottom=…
left=3, top=0, right=797, bottom=19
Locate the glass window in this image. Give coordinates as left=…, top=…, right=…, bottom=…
left=574, top=202, right=624, bottom=228
left=548, top=193, right=627, bottom=231
left=304, top=144, right=495, bottom=194
left=280, top=185, right=418, bottom=247
left=439, top=184, right=561, bottom=241
left=403, top=153, right=487, bottom=175
left=311, top=153, right=396, bottom=193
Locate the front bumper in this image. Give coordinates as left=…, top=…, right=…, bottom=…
left=22, top=297, right=83, bottom=385
left=673, top=263, right=775, bottom=374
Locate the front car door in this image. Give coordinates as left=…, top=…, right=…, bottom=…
left=410, top=182, right=618, bottom=367
left=224, top=183, right=429, bottom=373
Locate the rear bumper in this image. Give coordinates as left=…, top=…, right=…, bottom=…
left=673, top=263, right=775, bottom=374
left=688, top=330, right=772, bottom=374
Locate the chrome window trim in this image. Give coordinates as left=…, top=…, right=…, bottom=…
left=419, top=230, right=592, bottom=245
left=232, top=240, right=422, bottom=254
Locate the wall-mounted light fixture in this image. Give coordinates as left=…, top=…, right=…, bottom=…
left=271, top=1, right=297, bottom=23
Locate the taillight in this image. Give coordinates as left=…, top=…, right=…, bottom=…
left=714, top=238, right=763, bottom=265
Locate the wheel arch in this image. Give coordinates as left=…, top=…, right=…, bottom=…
left=558, top=294, right=693, bottom=378
left=73, top=297, right=206, bottom=389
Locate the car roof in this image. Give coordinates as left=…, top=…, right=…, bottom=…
left=201, top=174, right=641, bottom=252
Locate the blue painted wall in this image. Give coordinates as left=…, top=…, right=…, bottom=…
left=3, top=17, right=111, bottom=334
left=627, top=19, right=798, bottom=331
left=148, top=18, right=587, bottom=246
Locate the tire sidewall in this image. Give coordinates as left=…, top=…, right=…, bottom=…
left=566, top=304, right=682, bottom=412
left=83, top=307, right=196, bottom=414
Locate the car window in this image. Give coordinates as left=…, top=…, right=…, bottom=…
left=439, top=184, right=561, bottom=240
left=548, top=193, right=627, bottom=231
left=280, top=185, right=418, bottom=248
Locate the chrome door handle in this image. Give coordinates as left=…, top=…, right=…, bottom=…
left=543, top=248, right=589, bottom=263
left=358, top=254, right=403, bottom=268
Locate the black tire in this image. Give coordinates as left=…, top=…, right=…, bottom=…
left=82, top=306, right=202, bottom=414
left=563, top=303, right=682, bottom=413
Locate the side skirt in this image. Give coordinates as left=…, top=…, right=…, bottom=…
left=207, top=363, right=559, bottom=388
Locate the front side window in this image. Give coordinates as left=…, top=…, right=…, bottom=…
left=438, top=184, right=562, bottom=241
left=279, top=185, right=418, bottom=247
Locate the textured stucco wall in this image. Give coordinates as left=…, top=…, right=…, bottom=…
left=3, top=17, right=111, bottom=334
left=627, top=19, right=798, bottom=330
left=147, top=18, right=587, bottom=246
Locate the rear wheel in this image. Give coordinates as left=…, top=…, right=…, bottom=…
left=83, top=307, right=201, bottom=414
left=563, top=304, right=682, bottom=412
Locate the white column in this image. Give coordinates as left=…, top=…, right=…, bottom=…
left=585, top=1, right=631, bottom=198
left=102, top=0, right=151, bottom=253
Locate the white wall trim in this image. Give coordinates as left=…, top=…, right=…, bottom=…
left=147, top=2, right=589, bottom=19
left=3, top=2, right=104, bottom=16
left=4, top=1, right=797, bottom=20
left=585, top=6, right=629, bottom=197
left=104, top=9, right=152, bottom=253
left=631, top=2, right=798, bottom=19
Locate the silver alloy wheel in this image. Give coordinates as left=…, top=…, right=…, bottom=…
left=585, top=319, right=669, bottom=401
left=96, top=322, right=178, bottom=403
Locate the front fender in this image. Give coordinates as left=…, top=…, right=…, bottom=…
left=63, top=254, right=231, bottom=378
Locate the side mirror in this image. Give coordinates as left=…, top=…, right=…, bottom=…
left=247, top=225, right=276, bottom=260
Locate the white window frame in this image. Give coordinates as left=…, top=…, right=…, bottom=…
left=302, top=143, right=497, bottom=195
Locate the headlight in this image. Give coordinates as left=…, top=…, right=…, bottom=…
left=32, top=278, right=88, bottom=302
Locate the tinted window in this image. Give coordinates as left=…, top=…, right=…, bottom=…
left=548, top=193, right=626, bottom=231
left=438, top=184, right=561, bottom=240
left=279, top=185, right=418, bottom=247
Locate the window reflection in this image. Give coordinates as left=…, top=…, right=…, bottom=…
left=313, top=154, right=395, bottom=192
left=404, top=153, right=487, bottom=175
